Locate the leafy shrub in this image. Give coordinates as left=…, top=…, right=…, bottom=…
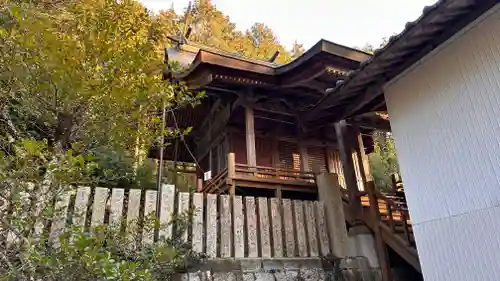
left=0, top=139, right=202, bottom=281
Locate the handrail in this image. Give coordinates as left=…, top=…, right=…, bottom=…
left=345, top=181, right=418, bottom=273
left=234, top=164, right=316, bottom=176
left=203, top=168, right=228, bottom=193
left=234, top=168, right=316, bottom=179
left=365, top=182, right=413, bottom=247
left=373, top=188, right=410, bottom=216
left=234, top=163, right=317, bottom=183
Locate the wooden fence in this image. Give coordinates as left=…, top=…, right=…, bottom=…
left=14, top=185, right=333, bottom=259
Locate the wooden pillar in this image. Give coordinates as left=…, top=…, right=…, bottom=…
left=245, top=106, right=257, bottom=167
left=227, top=153, right=236, bottom=195
left=271, top=139, right=279, bottom=168
left=324, top=146, right=333, bottom=173
left=334, top=120, right=362, bottom=219
left=353, top=126, right=372, bottom=186
left=299, top=142, right=309, bottom=172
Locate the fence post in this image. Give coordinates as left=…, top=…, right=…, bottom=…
left=227, top=153, right=236, bottom=195
left=196, top=178, right=203, bottom=192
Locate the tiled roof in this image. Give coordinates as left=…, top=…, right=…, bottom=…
left=305, top=0, right=499, bottom=123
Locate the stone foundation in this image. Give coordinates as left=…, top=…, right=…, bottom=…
left=176, top=257, right=381, bottom=281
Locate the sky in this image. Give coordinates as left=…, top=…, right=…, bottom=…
left=139, top=0, right=438, bottom=50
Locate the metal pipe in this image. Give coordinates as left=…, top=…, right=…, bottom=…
left=156, top=47, right=171, bottom=221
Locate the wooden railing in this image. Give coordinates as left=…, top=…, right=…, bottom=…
left=340, top=180, right=419, bottom=273
left=353, top=181, right=420, bottom=274
left=201, top=153, right=317, bottom=194
left=367, top=185, right=414, bottom=247
left=234, top=164, right=316, bottom=182
left=203, top=168, right=228, bottom=193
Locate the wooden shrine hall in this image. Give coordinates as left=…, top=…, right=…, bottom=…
left=152, top=37, right=423, bottom=281
left=156, top=38, right=390, bottom=200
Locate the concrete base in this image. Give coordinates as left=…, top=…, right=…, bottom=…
left=347, top=226, right=379, bottom=269
left=175, top=257, right=381, bottom=281
left=316, top=173, right=349, bottom=257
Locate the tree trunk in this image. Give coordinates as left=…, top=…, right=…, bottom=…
left=55, top=113, right=73, bottom=149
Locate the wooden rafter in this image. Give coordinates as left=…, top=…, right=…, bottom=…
left=281, top=62, right=327, bottom=87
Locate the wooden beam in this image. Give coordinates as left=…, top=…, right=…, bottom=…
left=334, top=120, right=362, bottom=220
left=254, top=105, right=294, bottom=116
left=369, top=96, right=387, bottom=112
left=231, top=95, right=245, bottom=111
left=282, top=63, right=328, bottom=87
left=195, top=103, right=231, bottom=160
left=287, top=80, right=332, bottom=94
left=245, top=106, right=257, bottom=166
left=229, top=126, right=337, bottom=147
left=198, top=98, right=223, bottom=139
left=337, top=84, right=381, bottom=121
left=299, top=142, right=309, bottom=172
left=254, top=115, right=294, bottom=125
left=353, top=125, right=372, bottom=184
left=349, top=113, right=391, bottom=132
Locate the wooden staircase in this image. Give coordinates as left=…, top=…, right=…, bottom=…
left=341, top=182, right=421, bottom=274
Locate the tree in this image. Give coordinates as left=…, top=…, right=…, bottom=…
left=357, top=43, right=376, bottom=54
left=369, top=131, right=400, bottom=191
left=150, top=7, right=180, bottom=51
left=160, top=0, right=296, bottom=64
left=182, top=0, right=240, bottom=53
left=244, top=23, right=291, bottom=63
left=1, top=0, right=202, bottom=279
left=356, top=36, right=392, bottom=54
left=1, top=0, right=202, bottom=185
left=290, top=40, right=305, bottom=59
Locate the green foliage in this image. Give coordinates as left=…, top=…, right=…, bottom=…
left=0, top=140, right=200, bottom=281
left=153, top=0, right=296, bottom=64
left=1, top=0, right=200, bottom=149
left=290, top=41, right=305, bottom=59
left=3, top=222, right=200, bottom=281
left=1, top=0, right=203, bottom=191
left=1, top=0, right=204, bottom=279
left=355, top=36, right=392, bottom=54
left=369, top=131, right=399, bottom=192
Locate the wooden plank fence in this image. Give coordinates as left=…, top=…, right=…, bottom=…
left=5, top=184, right=334, bottom=259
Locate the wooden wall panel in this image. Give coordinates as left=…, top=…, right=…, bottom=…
left=278, top=141, right=301, bottom=171
left=308, top=146, right=328, bottom=173
left=256, top=137, right=273, bottom=167
left=231, top=133, right=247, bottom=164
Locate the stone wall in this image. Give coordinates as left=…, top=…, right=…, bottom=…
left=176, top=257, right=381, bottom=281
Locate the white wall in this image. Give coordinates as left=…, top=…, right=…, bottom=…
left=384, top=4, right=500, bottom=281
